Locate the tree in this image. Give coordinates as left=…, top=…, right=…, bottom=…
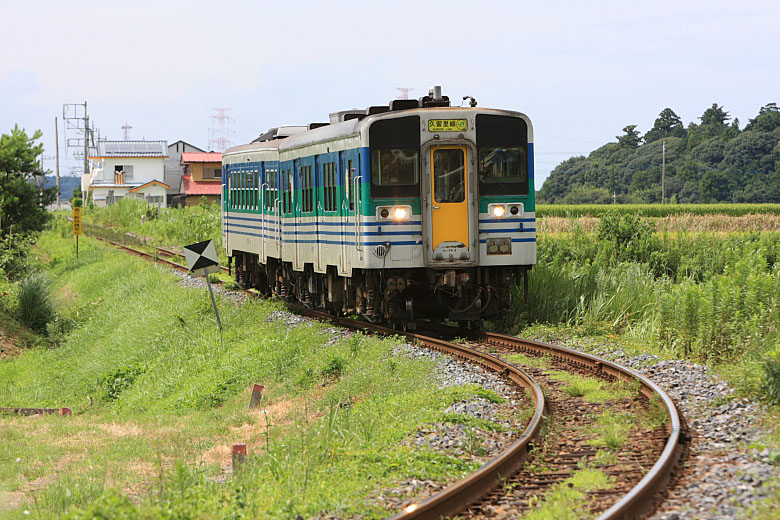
left=617, top=125, right=642, bottom=148
left=700, top=103, right=730, bottom=126
left=644, top=108, right=685, bottom=143
left=0, top=126, right=56, bottom=236
left=745, top=103, right=780, bottom=133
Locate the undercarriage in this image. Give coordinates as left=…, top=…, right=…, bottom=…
left=231, top=251, right=530, bottom=329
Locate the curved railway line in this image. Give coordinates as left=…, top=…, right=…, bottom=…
left=90, top=233, right=684, bottom=519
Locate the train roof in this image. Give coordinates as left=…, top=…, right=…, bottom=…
left=225, top=86, right=533, bottom=158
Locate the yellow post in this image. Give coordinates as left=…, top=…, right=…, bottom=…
left=72, top=207, right=82, bottom=257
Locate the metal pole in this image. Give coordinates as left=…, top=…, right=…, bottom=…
left=205, top=275, right=222, bottom=331
left=55, top=117, right=60, bottom=209
left=83, top=101, right=89, bottom=181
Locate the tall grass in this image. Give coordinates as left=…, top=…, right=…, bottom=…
left=511, top=213, right=780, bottom=401
left=14, top=274, right=55, bottom=334
left=85, top=198, right=221, bottom=249
left=538, top=203, right=780, bottom=218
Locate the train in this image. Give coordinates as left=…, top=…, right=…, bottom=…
left=221, top=86, right=535, bottom=328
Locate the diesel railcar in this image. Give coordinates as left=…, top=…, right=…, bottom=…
left=222, top=86, right=535, bottom=328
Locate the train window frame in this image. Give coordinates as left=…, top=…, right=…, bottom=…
left=346, top=159, right=354, bottom=211
left=265, top=167, right=278, bottom=211
left=432, top=148, right=466, bottom=204
left=369, top=116, right=421, bottom=199
left=476, top=114, right=529, bottom=196
left=323, top=161, right=338, bottom=212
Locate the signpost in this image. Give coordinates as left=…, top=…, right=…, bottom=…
left=72, top=206, right=82, bottom=257
left=182, top=239, right=222, bottom=330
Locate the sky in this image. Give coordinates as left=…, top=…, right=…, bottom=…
left=1, top=0, right=778, bottom=188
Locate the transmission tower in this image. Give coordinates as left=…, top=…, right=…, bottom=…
left=208, top=108, right=235, bottom=152
left=62, top=102, right=98, bottom=175
left=122, top=122, right=133, bottom=140
left=396, top=87, right=414, bottom=100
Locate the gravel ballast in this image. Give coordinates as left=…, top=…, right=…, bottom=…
left=557, top=339, right=779, bottom=519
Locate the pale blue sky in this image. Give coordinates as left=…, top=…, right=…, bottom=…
left=1, top=0, right=778, bottom=187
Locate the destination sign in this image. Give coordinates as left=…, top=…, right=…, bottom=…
left=428, top=119, right=468, bottom=132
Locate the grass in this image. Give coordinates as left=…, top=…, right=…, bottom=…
left=521, top=467, right=615, bottom=520
left=504, top=352, right=552, bottom=368
left=584, top=411, right=637, bottom=451
left=537, top=203, right=780, bottom=218
left=545, top=371, right=638, bottom=403
left=0, top=231, right=497, bottom=519
left=13, top=274, right=55, bottom=334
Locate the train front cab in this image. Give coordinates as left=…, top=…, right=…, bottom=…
left=367, top=110, right=534, bottom=326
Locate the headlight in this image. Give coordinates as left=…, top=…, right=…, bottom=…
left=488, top=203, right=506, bottom=218
left=376, top=205, right=412, bottom=220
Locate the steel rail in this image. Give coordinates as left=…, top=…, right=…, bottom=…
left=421, top=324, right=684, bottom=520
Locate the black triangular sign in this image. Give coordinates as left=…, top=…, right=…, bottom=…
left=185, top=240, right=211, bottom=255
left=192, top=255, right=219, bottom=271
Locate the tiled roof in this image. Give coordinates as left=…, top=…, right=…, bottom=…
left=181, top=176, right=222, bottom=195
left=181, top=152, right=222, bottom=163
left=93, top=140, right=168, bottom=158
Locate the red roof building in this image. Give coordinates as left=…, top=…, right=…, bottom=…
left=179, top=152, right=222, bottom=206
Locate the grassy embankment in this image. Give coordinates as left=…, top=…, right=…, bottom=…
left=0, top=229, right=508, bottom=519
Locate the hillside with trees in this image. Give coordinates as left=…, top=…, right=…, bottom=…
left=538, top=103, right=780, bottom=204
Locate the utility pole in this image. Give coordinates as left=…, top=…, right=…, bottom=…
left=55, top=117, right=60, bottom=209
left=83, top=101, right=89, bottom=184
left=661, top=140, right=666, bottom=204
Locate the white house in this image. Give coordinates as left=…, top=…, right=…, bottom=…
left=83, top=140, right=170, bottom=207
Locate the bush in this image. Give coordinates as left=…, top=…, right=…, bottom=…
left=15, top=274, right=55, bottom=334
left=0, top=233, right=36, bottom=280
left=762, top=349, right=780, bottom=405
left=101, top=363, right=146, bottom=401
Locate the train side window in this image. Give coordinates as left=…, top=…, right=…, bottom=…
left=346, top=159, right=353, bottom=211
left=265, top=168, right=278, bottom=210
left=324, top=162, right=337, bottom=212
left=301, top=165, right=314, bottom=213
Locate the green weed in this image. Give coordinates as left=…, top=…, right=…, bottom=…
left=586, top=410, right=636, bottom=450
left=14, top=274, right=55, bottom=334
left=521, top=467, right=615, bottom=519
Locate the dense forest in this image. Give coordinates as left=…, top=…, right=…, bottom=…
left=538, top=103, right=780, bottom=204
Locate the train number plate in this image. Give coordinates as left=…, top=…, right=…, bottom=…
left=428, top=119, right=468, bottom=132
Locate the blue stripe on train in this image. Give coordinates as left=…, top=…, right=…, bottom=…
left=224, top=227, right=420, bottom=246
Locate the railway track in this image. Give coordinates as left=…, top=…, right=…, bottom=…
left=89, top=233, right=683, bottom=519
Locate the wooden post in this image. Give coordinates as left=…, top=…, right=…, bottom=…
left=232, top=444, right=247, bottom=472
left=248, top=384, right=264, bottom=409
